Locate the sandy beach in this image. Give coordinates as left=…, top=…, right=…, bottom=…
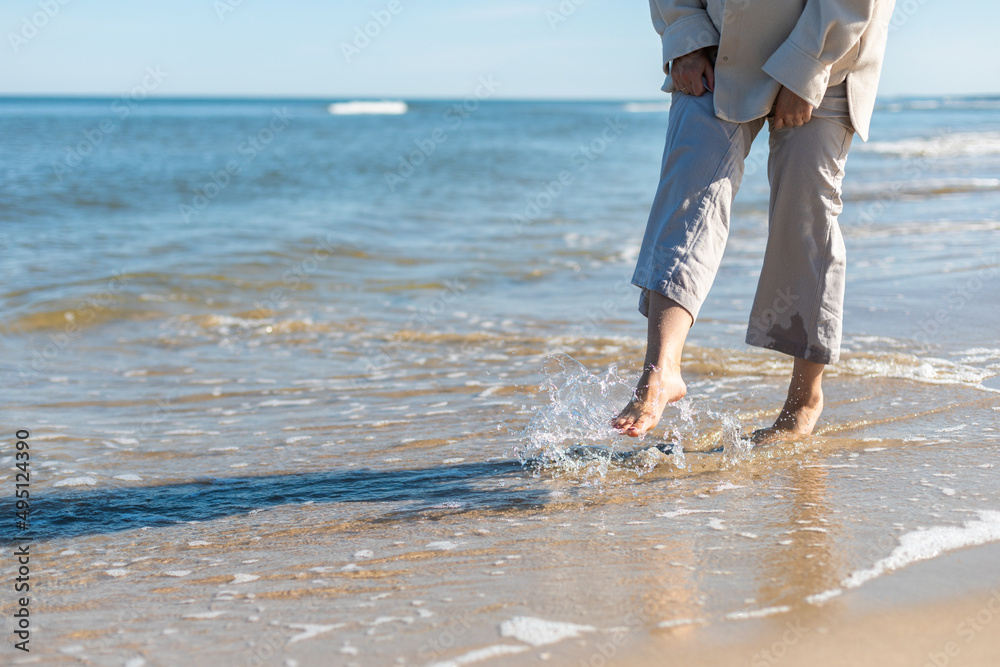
left=3, top=93, right=999, bottom=666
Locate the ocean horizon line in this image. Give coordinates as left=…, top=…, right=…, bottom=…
left=1, top=93, right=998, bottom=104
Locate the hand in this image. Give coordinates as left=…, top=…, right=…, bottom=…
left=670, top=48, right=714, bottom=96
left=772, top=86, right=814, bottom=129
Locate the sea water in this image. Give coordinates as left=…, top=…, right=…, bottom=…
left=1, top=96, right=999, bottom=665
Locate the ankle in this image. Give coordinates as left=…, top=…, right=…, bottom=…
left=643, top=358, right=681, bottom=375
left=787, top=386, right=823, bottom=410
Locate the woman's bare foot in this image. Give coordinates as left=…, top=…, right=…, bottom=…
left=752, top=357, right=825, bottom=443
left=752, top=388, right=823, bottom=443
left=613, top=292, right=693, bottom=437
left=612, top=364, right=687, bottom=437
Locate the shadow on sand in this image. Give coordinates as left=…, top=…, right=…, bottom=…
left=10, top=460, right=536, bottom=541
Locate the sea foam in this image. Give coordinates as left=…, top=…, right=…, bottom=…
left=842, top=510, right=1000, bottom=590
left=328, top=101, right=408, bottom=115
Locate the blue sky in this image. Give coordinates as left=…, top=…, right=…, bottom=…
left=2, top=0, right=999, bottom=99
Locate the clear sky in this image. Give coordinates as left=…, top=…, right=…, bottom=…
left=2, top=0, right=999, bottom=99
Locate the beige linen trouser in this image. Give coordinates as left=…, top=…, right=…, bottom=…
left=633, top=83, right=854, bottom=364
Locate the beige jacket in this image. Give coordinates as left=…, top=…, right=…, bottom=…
left=650, top=0, right=895, bottom=141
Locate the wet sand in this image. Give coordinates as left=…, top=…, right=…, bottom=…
left=616, top=541, right=1000, bottom=667
left=3, top=97, right=999, bottom=665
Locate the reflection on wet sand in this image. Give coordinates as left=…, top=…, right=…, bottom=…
left=758, top=457, right=839, bottom=610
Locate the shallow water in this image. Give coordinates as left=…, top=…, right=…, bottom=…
left=1, top=96, right=999, bottom=665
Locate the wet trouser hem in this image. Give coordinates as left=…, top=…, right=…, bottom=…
left=745, top=332, right=838, bottom=365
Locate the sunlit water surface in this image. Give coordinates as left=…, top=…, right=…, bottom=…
left=1, top=96, right=999, bottom=665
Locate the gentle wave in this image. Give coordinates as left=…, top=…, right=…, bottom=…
left=843, top=220, right=1000, bottom=238
left=842, top=510, right=1000, bottom=590
left=328, top=101, right=408, bottom=115
left=846, top=177, right=1000, bottom=201
left=833, top=352, right=991, bottom=387
left=6, top=305, right=994, bottom=391
left=859, top=131, right=1000, bottom=157
left=879, top=97, right=1000, bottom=113
left=3, top=304, right=161, bottom=334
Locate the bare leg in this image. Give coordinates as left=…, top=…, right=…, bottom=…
left=612, top=292, right=691, bottom=437
left=753, top=357, right=825, bottom=442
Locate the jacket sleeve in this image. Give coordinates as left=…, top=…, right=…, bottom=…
left=649, top=0, right=719, bottom=74
left=762, top=0, right=879, bottom=106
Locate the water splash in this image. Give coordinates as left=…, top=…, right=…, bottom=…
left=653, top=396, right=752, bottom=466
left=514, top=354, right=685, bottom=479
left=719, top=409, right=754, bottom=464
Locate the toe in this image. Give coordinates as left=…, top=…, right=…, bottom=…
left=612, top=413, right=634, bottom=430
left=626, top=415, right=655, bottom=437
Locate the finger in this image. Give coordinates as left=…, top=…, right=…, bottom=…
left=677, top=74, right=695, bottom=94
left=671, top=69, right=683, bottom=91
left=689, top=72, right=706, bottom=96
left=773, top=116, right=785, bottom=131
left=704, top=64, right=715, bottom=92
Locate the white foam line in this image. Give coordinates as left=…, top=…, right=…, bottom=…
left=714, top=483, right=745, bottom=491
left=54, top=476, right=97, bottom=487
left=707, top=518, right=726, bottom=531
left=499, top=616, right=596, bottom=646
left=425, top=541, right=458, bottom=551
left=657, top=617, right=706, bottom=629
left=287, top=623, right=344, bottom=644
left=258, top=399, right=316, bottom=407
left=656, top=509, right=724, bottom=518
left=806, top=588, right=843, bottom=605
left=842, top=510, right=1000, bottom=590
left=725, top=605, right=791, bottom=621
left=428, top=644, right=528, bottom=667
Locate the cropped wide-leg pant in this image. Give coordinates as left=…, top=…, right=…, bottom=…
left=632, top=83, right=854, bottom=364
